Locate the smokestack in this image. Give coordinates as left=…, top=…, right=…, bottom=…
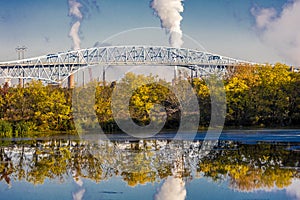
left=151, top=0, right=184, bottom=48
left=68, top=0, right=83, bottom=88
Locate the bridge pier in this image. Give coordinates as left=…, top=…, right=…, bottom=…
left=174, top=66, right=178, bottom=80
left=18, top=71, right=25, bottom=87
left=102, top=66, right=109, bottom=86
left=103, top=67, right=106, bottom=86
left=172, top=66, right=178, bottom=85
left=18, top=78, right=23, bottom=87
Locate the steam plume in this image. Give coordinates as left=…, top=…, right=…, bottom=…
left=69, top=21, right=82, bottom=50
left=151, top=0, right=184, bottom=48
left=68, top=0, right=83, bottom=50
left=69, top=0, right=83, bottom=19
left=251, top=0, right=300, bottom=65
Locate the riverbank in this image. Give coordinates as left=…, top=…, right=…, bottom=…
left=1, top=126, right=300, bottom=139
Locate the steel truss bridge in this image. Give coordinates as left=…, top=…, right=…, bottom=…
left=0, top=45, right=256, bottom=84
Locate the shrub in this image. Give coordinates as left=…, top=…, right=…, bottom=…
left=0, top=120, right=13, bottom=137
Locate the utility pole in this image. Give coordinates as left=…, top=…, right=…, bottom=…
left=15, top=46, right=27, bottom=87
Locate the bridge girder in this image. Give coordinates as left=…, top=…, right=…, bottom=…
left=0, top=46, right=256, bottom=84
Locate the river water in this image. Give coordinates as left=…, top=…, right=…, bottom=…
left=0, top=130, right=299, bottom=200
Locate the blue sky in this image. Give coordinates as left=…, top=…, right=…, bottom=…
left=0, top=0, right=296, bottom=65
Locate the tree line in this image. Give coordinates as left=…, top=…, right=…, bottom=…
left=0, top=63, right=299, bottom=136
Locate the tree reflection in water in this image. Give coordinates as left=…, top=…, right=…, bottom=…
left=0, top=138, right=299, bottom=195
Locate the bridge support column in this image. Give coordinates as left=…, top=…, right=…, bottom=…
left=68, top=74, right=75, bottom=89
left=18, top=78, right=23, bottom=87
left=103, top=66, right=106, bottom=86
left=172, top=66, right=178, bottom=85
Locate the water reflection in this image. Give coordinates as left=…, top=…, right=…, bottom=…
left=155, top=177, right=186, bottom=200
left=287, top=179, right=300, bottom=199
left=72, top=170, right=85, bottom=200
left=0, top=137, right=299, bottom=199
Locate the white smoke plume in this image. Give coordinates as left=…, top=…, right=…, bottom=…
left=154, top=176, right=186, bottom=200
left=251, top=0, right=300, bottom=65
left=68, top=0, right=101, bottom=50
left=69, top=0, right=83, bottom=19
left=68, top=0, right=83, bottom=50
left=151, top=0, right=184, bottom=48
left=69, top=21, right=82, bottom=50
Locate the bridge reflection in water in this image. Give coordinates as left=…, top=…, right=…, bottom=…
left=0, top=133, right=299, bottom=199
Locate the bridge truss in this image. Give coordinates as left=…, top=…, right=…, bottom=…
left=0, top=46, right=256, bottom=84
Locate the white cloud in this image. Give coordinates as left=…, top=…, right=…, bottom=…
left=251, top=7, right=277, bottom=30
left=251, top=0, right=300, bottom=66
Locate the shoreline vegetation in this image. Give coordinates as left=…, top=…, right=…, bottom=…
left=0, top=63, right=299, bottom=137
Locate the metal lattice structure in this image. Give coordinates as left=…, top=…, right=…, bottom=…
left=0, top=46, right=256, bottom=84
